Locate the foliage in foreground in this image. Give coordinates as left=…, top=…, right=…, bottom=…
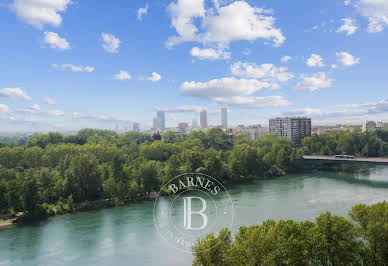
left=193, top=202, right=388, bottom=266
left=0, top=128, right=303, bottom=221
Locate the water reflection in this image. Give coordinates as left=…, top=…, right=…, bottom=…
left=313, top=163, right=388, bottom=188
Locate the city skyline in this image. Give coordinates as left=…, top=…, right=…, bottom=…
left=1, top=0, right=388, bottom=133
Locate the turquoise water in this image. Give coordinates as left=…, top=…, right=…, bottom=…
left=1, top=165, right=388, bottom=266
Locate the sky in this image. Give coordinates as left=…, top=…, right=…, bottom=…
left=0, top=0, right=388, bottom=133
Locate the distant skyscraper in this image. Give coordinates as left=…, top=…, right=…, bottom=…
left=152, top=118, right=158, bottom=130
left=221, top=105, right=228, bottom=129
left=133, top=122, right=140, bottom=132
left=269, top=117, right=311, bottom=147
left=192, top=118, right=198, bottom=129
left=200, top=109, right=208, bottom=129
left=156, top=111, right=165, bottom=129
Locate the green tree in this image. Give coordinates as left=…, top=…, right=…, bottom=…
left=119, top=131, right=152, bottom=145
left=23, top=146, right=43, bottom=168
left=206, top=128, right=232, bottom=150
left=229, top=144, right=261, bottom=180
left=152, top=132, right=162, bottom=141
left=192, top=228, right=232, bottom=266
left=5, top=179, right=23, bottom=212
left=349, top=202, right=388, bottom=265
left=0, top=179, right=8, bottom=212
left=140, top=141, right=175, bottom=161
left=0, top=146, right=24, bottom=168
left=21, top=178, right=40, bottom=214
left=204, top=148, right=222, bottom=178
left=27, top=132, right=65, bottom=148
left=65, top=153, right=102, bottom=202
left=133, top=160, right=159, bottom=196
left=313, top=212, right=361, bottom=265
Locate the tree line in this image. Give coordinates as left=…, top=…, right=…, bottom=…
left=302, top=130, right=388, bottom=157
left=193, top=201, right=388, bottom=266
left=0, top=128, right=303, bottom=222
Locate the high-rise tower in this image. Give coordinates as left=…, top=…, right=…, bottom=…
left=221, top=105, right=228, bottom=129
left=269, top=117, right=311, bottom=147
left=156, top=111, right=165, bottom=129
left=200, top=109, right=208, bottom=129
left=192, top=118, right=198, bottom=129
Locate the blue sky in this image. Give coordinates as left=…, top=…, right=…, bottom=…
left=0, top=0, right=388, bottom=133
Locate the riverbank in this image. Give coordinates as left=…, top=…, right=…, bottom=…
left=0, top=195, right=160, bottom=229
left=0, top=219, right=14, bottom=229
left=0, top=174, right=290, bottom=228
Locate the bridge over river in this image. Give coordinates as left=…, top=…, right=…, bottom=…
left=303, top=155, right=388, bottom=164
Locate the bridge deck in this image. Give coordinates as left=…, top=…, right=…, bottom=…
left=303, top=155, right=388, bottom=163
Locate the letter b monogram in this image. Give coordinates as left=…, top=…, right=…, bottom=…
left=183, top=197, right=208, bottom=230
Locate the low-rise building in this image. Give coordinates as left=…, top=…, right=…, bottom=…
left=178, top=122, right=189, bottom=133
left=133, top=122, right=140, bottom=132
left=232, top=124, right=269, bottom=140
left=362, top=120, right=377, bottom=132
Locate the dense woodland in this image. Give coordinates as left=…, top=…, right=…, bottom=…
left=193, top=202, right=388, bottom=266
left=0, top=128, right=303, bottom=221
left=1, top=128, right=388, bottom=222
left=302, top=130, right=388, bottom=157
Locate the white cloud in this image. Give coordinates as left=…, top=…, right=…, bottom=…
left=368, top=99, right=388, bottom=114
left=337, top=18, right=358, bottom=35
left=336, top=51, right=360, bottom=66
left=202, top=1, right=285, bottom=47
left=167, top=0, right=285, bottom=48
left=0, top=104, right=10, bottom=113
left=230, top=62, right=294, bottom=85
left=283, top=107, right=366, bottom=119
left=156, top=105, right=204, bottom=113
left=31, top=104, right=40, bottom=111
left=311, top=25, right=320, bottom=31
left=190, top=47, right=230, bottom=60
left=11, top=0, right=70, bottom=28
left=306, top=54, right=325, bottom=67
left=355, top=0, right=388, bottom=33
left=101, top=33, right=120, bottom=53
left=0, top=88, right=31, bottom=100
left=17, top=104, right=41, bottom=114
left=213, top=96, right=291, bottom=108
left=181, top=77, right=271, bottom=99
left=284, top=99, right=388, bottom=121
left=281, top=55, right=292, bottom=62
left=52, top=64, right=94, bottom=72
left=114, top=70, right=131, bottom=80
left=48, top=109, right=64, bottom=116
left=44, top=32, right=69, bottom=50
left=137, top=3, right=148, bottom=21
left=72, top=112, right=132, bottom=123
left=167, top=0, right=205, bottom=46
left=344, top=0, right=351, bottom=6
left=147, top=72, right=162, bottom=82
left=44, top=97, right=57, bottom=105
left=295, top=72, right=333, bottom=91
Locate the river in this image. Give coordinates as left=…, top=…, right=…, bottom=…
left=1, top=164, right=388, bottom=266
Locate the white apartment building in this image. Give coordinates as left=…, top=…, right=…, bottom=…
left=362, top=120, right=377, bottom=132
